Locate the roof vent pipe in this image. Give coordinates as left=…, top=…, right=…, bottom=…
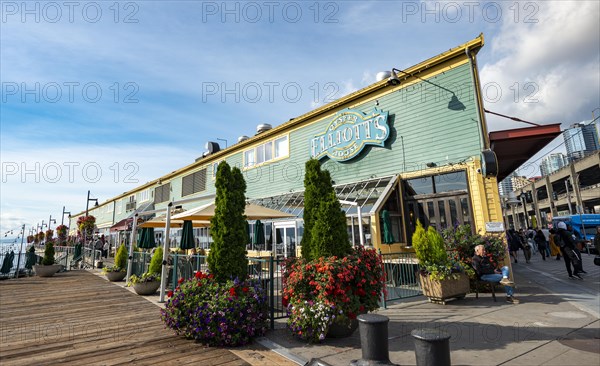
left=256, top=123, right=272, bottom=134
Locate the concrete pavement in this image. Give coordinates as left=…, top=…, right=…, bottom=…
left=262, top=252, right=600, bottom=366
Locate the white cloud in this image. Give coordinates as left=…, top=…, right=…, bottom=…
left=481, top=1, right=600, bottom=131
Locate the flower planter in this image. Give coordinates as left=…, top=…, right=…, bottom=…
left=105, top=271, right=126, bottom=282
left=133, top=281, right=160, bottom=295
left=418, top=272, right=470, bottom=305
left=33, top=264, right=61, bottom=277
left=327, top=317, right=359, bottom=338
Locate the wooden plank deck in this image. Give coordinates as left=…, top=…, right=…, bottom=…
left=0, top=271, right=296, bottom=366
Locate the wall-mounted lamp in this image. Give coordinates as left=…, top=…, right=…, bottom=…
left=426, top=162, right=437, bottom=168
left=388, top=68, right=401, bottom=86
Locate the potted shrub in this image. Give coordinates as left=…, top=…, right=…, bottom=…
left=283, top=159, right=385, bottom=342
left=33, top=241, right=61, bottom=277
left=161, top=162, right=269, bottom=346
left=103, top=243, right=127, bottom=282
left=413, top=220, right=469, bottom=304
left=127, top=247, right=162, bottom=295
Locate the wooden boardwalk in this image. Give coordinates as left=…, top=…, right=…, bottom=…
left=0, top=271, right=296, bottom=366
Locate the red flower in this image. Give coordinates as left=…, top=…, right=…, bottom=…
left=229, top=287, right=236, bottom=296
left=178, top=277, right=184, bottom=284
left=195, top=271, right=202, bottom=279
left=167, top=290, right=173, bottom=297
left=282, top=295, right=289, bottom=307
left=242, top=287, right=249, bottom=293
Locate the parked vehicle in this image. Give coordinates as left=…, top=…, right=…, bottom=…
left=552, top=214, right=600, bottom=254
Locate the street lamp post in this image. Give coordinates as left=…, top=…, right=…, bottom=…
left=84, top=190, right=99, bottom=267
left=14, top=224, right=25, bottom=279
left=48, top=215, right=56, bottom=231
left=61, top=206, right=71, bottom=225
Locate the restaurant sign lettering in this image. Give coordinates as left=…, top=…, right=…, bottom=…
left=310, top=108, right=390, bottom=162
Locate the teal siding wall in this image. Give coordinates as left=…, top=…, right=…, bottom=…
left=76, top=63, right=483, bottom=223
left=239, top=62, right=482, bottom=200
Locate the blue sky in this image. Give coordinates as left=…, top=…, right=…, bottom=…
left=1, top=1, right=599, bottom=235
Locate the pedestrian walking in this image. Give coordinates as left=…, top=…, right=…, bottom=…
left=555, top=221, right=584, bottom=280
left=507, top=229, right=521, bottom=264
left=549, top=229, right=562, bottom=260
left=534, top=228, right=547, bottom=261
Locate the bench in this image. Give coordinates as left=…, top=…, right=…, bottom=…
left=469, top=264, right=497, bottom=302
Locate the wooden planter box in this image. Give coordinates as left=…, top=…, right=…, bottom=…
left=418, top=272, right=470, bottom=304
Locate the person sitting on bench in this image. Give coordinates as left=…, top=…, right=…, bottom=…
left=472, top=245, right=519, bottom=304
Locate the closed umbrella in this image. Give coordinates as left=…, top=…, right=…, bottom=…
left=253, top=220, right=265, bottom=250
left=25, top=246, right=37, bottom=269
left=382, top=210, right=395, bottom=244
left=138, top=228, right=156, bottom=249
left=73, top=243, right=82, bottom=259
left=1, top=251, right=15, bottom=274
left=180, top=220, right=195, bottom=250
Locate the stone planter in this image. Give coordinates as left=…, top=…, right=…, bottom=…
left=33, top=264, right=61, bottom=277
left=418, top=272, right=470, bottom=305
left=327, top=317, right=359, bottom=338
left=105, top=271, right=126, bottom=282
left=133, top=281, right=160, bottom=295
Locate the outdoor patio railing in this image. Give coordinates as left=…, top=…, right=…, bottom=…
left=379, top=251, right=422, bottom=308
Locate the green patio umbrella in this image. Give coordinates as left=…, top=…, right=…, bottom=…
left=180, top=220, right=195, bottom=250
left=73, top=243, right=82, bottom=259
left=25, top=246, right=37, bottom=269
left=1, top=251, right=15, bottom=274
left=253, top=220, right=265, bottom=249
left=382, top=210, right=395, bottom=244
left=138, top=228, right=156, bottom=249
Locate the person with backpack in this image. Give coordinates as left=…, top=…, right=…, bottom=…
left=555, top=221, right=584, bottom=280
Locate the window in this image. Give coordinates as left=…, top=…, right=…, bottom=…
left=154, top=183, right=171, bottom=204
left=244, top=135, right=288, bottom=168
left=182, top=169, right=207, bottom=196
left=274, top=136, right=288, bottom=158
left=212, top=162, right=220, bottom=179
left=244, top=150, right=255, bottom=168
left=137, top=189, right=150, bottom=202
left=116, top=199, right=122, bottom=214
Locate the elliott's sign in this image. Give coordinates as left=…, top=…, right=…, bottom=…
left=310, top=108, right=390, bottom=162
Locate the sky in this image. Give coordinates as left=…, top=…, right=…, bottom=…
left=1, top=0, right=599, bottom=237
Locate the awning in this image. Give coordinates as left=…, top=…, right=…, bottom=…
left=489, top=123, right=562, bottom=182
left=110, top=217, right=133, bottom=232
left=109, top=201, right=156, bottom=232
left=172, top=202, right=293, bottom=221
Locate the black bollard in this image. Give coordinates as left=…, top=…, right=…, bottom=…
left=350, top=314, right=398, bottom=366
left=411, top=328, right=451, bottom=366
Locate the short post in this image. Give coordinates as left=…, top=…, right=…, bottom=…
left=411, top=328, right=451, bottom=366
left=350, top=314, right=398, bottom=366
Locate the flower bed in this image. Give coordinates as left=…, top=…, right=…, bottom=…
left=282, top=246, right=385, bottom=342
left=161, top=271, right=268, bottom=347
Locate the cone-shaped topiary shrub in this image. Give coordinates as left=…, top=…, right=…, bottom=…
left=41, top=241, right=55, bottom=265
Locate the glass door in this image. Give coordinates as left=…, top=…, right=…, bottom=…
left=273, top=221, right=297, bottom=258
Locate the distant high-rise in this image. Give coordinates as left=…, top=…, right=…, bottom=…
left=499, top=173, right=514, bottom=196
left=564, top=122, right=599, bottom=161
left=540, top=153, right=568, bottom=176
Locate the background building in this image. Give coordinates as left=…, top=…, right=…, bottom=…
left=540, top=153, right=568, bottom=176
left=564, top=122, right=600, bottom=162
